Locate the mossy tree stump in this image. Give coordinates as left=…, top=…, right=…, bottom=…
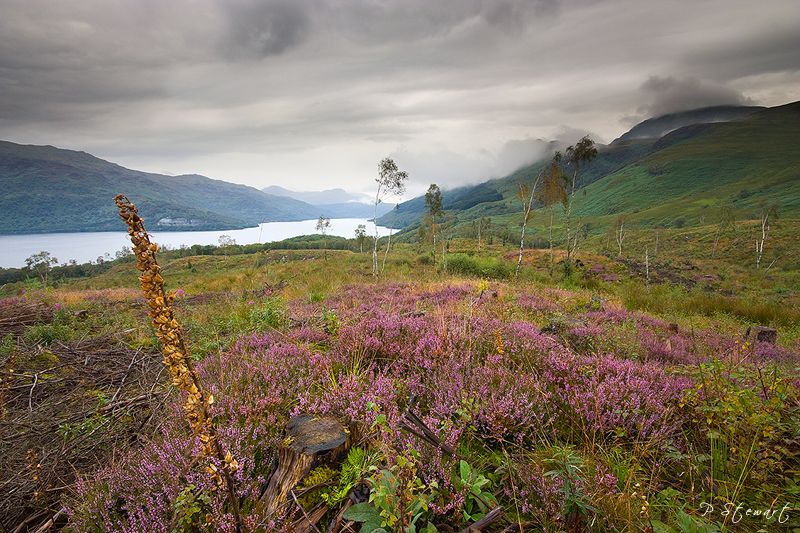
left=259, top=415, right=351, bottom=518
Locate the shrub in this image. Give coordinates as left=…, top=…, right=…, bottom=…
left=446, top=254, right=512, bottom=279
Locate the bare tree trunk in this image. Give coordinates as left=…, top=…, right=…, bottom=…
left=381, top=223, right=394, bottom=275
left=756, top=216, right=770, bottom=269
left=548, top=209, right=554, bottom=271
left=372, top=196, right=380, bottom=276
left=654, top=231, right=659, bottom=261
left=515, top=173, right=542, bottom=280
left=564, top=169, right=578, bottom=263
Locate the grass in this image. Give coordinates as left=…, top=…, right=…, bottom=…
left=1, top=237, right=799, bottom=532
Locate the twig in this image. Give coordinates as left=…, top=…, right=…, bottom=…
left=289, top=490, right=323, bottom=533
left=110, top=348, right=140, bottom=403
left=11, top=511, right=48, bottom=533
left=32, top=507, right=65, bottom=533
left=28, top=373, right=38, bottom=413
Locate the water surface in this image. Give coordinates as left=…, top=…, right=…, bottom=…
left=0, top=218, right=389, bottom=269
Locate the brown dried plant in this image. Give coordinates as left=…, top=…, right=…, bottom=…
left=114, top=194, right=244, bottom=532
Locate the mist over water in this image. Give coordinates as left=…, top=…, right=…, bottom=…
left=0, top=218, right=389, bottom=269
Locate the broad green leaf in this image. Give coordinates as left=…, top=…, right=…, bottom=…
left=342, top=502, right=381, bottom=523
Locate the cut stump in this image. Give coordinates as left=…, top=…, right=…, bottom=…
left=745, top=325, right=777, bottom=344
left=259, top=415, right=351, bottom=518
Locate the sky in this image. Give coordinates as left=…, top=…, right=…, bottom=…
left=1, top=0, right=798, bottom=200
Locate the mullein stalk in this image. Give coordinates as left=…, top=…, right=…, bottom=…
left=114, top=195, right=244, bottom=532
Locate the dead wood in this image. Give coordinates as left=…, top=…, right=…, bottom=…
left=398, top=394, right=463, bottom=460
left=457, top=505, right=505, bottom=533
left=258, top=415, right=351, bottom=519
left=0, top=337, right=166, bottom=532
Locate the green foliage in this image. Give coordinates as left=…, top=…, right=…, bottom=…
left=298, top=465, right=337, bottom=510
left=679, top=357, right=800, bottom=504
left=651, top=509, right=722, bottom=533
left=1, top=333, right=14, bottom=358
left=23, top=309, right=80, bottom=346
left=342, top=502, right=388, bottom=533
left=367, top=454, right=439, bottom=533
left=545, top=446, right=597, bottom=524
left=445, top=254, right=511, bottom=279
left=249, top=297, right=287, bottom=330
left=172, top=484, right=213, bottom=533
left=322, top=447, right=370, bottom=506
left=453, top=460, right=497, bottom=522
left=57, top=413, right=110, bottom=442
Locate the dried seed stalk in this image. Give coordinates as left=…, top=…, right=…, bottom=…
left=114, top=194, right=244, bottom=532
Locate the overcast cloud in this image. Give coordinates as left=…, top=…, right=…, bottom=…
left=0, top=0, right=797, bottom=198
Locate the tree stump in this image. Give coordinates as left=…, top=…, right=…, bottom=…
left=745, top=325, right=777, bottom=344
left=586, top=296, right=608, bottom=311
left=479, top=289, right=498, bottom=300
left=259, top=415, right=352, bottom=518
left=540, top=317, right=587, bottom=335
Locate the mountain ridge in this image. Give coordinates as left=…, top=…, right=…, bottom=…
left=377, top=101, right=800, bottom=239
left=0, top=141, right=328, bottom=235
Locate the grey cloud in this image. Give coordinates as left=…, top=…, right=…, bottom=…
left=683, top=28, right=800, bottom=82
left=390, top=148, right=495, bottom=192
left=481, top=0, right=560, bottom=33
left=219, top=1, right=312, bottom=59
left=637, top=75, right=757, bottom=118
left=0, top=0, right=797, bottom=194
left=321, top=0, right=557, bottom=45
left=390, top=137, right=556, bottom=194
left=495, top=138, right=555, bottom=175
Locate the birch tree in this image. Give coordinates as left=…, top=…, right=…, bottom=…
left=558, top=136, right=597, bottom=269
left=515, top=170, right=544, bottom=280
left=536, top=160, right=568, bottom=269
left=316, top=215, right=331, bottom=261
left=373, top=158, right=408, bottom=276
left=424, top=184, right=444, bottom=265
left=756, top=200, right=779, bottom=269
left=614, top=214, right=627, bottom=257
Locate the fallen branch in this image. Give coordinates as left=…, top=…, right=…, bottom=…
left=457, top=506, right=505, bottom=533
left=32, top=507, right=65, bottom=533
left=398, top=395, right=463, bottom=460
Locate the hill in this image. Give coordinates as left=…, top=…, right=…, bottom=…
left=378, top=101, right=800, bottom=240
left=0, top=141, right=324, bottom=234
left=262, top=185, right=362, bottom=204
left=611, top=104, right=765, bottom=143
left=262, top=185, right=395, bottom=219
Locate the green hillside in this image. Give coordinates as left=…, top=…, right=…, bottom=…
left=0, top=141, right=322, bottom=234
left=380, top=101, right=800, bottom=242
left=578, top=101, right=800, bottom=227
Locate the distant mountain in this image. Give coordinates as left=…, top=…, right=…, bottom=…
left=0, top=141, right=324, bottom=234
left=262, top=185, right=395, bottom=219
left=378, top=100, right=800, bottom=237
left=262, top=185, right=365, bottom=205
left=611, top=105, right=765, bottom=144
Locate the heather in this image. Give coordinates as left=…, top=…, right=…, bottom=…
left=2, top=248, right=799, bottom=532
left=67, top=279, right=798, bottom=532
